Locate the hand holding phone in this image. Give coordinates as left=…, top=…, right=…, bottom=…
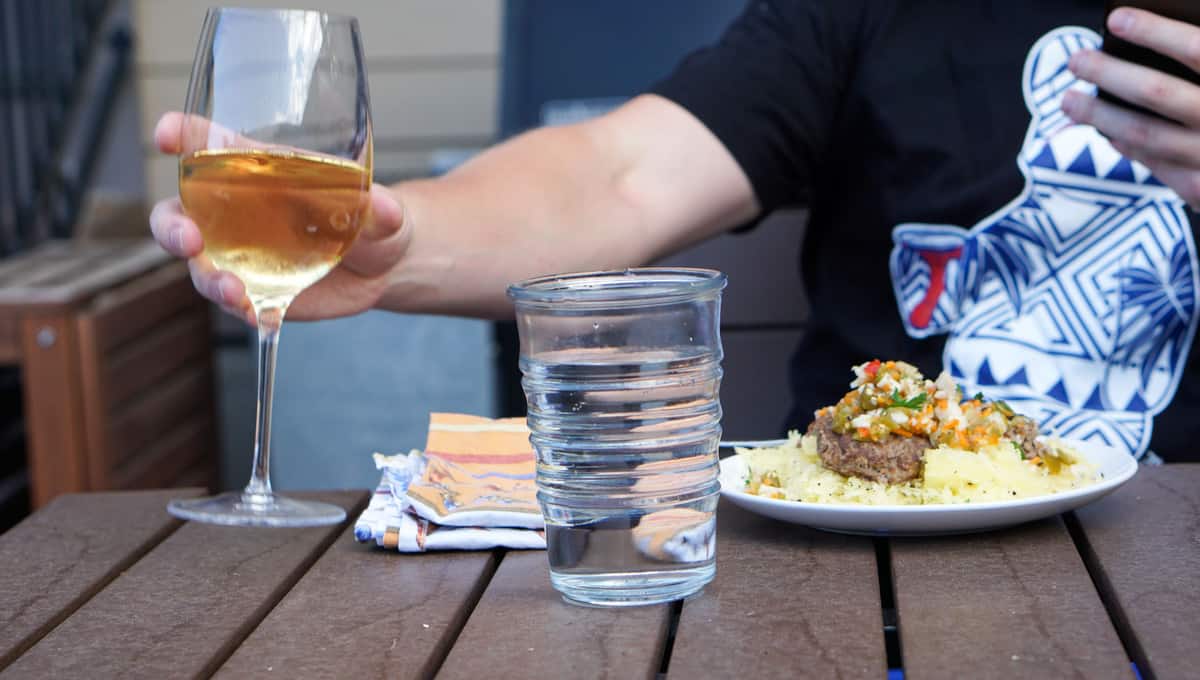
left=1098, top=0, right=1200, bottom=121
left=1061, top=4, right=1200, bottom=209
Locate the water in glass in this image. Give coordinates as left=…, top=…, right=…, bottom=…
left=510, top=269, right=725, bottom=606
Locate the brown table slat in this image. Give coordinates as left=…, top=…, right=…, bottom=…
left=892, top=518, right=1132, bottom=680
left=101, top=311, right=209, bottom=407
left=172, top=458, right=217, bottom=491
left=1073, top=464, right=1200, bottom=680
left=0, top=241, right=170, bottom=313
left=2, top=491, right=367, bottom=680
left=0, top=489, right=201, bottom=670
left=0, top=315, right=19, bottom=362
left=83, top=261, right=198, bottom=356
left=105, top=364, right=213, bottom=467
left=108, top=413, right=215, bottom=490
left=669, top=500, right=887, bottom=679
left=216, top=526, right=498, bottom=679
left=438, top=550, right=671, bottom=680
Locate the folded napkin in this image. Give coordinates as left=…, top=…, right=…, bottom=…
left=355, top=413, right=546, bottom=552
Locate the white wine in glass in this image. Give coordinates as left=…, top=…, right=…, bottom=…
left=168, top=8, right=372, bottom=527
left=180, top=149, right=369, bottom=303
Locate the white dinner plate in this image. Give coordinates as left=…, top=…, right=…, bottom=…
left=718, top=439, right=1138, bottom=536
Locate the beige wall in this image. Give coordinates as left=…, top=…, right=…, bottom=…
left=132, top=0, right=502, bottom=200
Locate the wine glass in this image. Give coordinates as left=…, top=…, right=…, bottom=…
left=167, top=8, right=372, bottom=526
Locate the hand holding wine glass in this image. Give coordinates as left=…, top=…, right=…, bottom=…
left=149, top=113, right=410, bottom=325
left=166, top=8, right=379, bottom=526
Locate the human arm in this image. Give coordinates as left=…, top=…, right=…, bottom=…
left=150, top=94, right=757, bottom=321
left=379, top=94, right=758, bottom=318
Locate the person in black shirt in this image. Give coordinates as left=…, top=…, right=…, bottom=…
left=649, top=2, right=1200, bottom=460
left=150, top=3, right=1200, bottom=460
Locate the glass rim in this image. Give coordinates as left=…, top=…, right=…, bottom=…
left=507, top=267, right=727, bottom=308
left=206, top=6, right=359, bottom=25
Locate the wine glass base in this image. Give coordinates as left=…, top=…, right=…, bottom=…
left=167, top=491, right=346, bottom=527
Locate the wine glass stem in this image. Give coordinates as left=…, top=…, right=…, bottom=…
left=245, top=305, right=286, bottom=501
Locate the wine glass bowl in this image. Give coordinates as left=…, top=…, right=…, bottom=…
left=179, top=148, right=369, bottom=307
left=167, top=8, right=372, bottom=527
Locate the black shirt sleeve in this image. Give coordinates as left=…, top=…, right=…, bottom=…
left=649, top=0, right=864, bottom=215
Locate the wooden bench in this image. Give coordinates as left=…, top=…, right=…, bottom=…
left=0, top=239, right=217, bottom=507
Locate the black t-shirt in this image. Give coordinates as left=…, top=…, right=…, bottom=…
left=652, top=0, right=1200, bottom=461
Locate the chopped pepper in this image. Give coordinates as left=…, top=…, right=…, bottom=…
left=864, top=359, right=881, bottom=378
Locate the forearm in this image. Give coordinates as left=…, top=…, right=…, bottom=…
left=375, top=95, right=758, bottom=318
left=380, top=126, right=640, bottom=317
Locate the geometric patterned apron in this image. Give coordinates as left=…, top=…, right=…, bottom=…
left=890, top=27, right=1197, bottom=458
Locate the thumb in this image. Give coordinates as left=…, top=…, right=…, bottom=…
left=339, top=184, right=410, bottom=277
left=359, top=183, right=405, bottom=242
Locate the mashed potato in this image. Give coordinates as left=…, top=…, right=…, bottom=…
left=741, top=431, right=1099, bottom=505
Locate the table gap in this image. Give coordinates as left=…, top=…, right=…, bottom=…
left=195, top=494, right=371, bottom=680
left=424, top=546, right=504, bottom=679
left=1063, top=511, right=1150, bottom=680
left=875, top=537, right=904, bottom=676
left=0, top=514, right=186, bottom=672
left=654, top=598, right=683, bottom=679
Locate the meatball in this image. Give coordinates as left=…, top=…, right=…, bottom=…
left=807, top=413, right=930, bottom=484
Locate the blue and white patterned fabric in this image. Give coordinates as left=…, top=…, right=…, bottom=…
left=889, top=27, right=1197, bottom=458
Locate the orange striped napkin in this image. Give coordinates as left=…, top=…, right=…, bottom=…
left=405, top=413, right=542, bottom=529
left=355, top=413, right=545, bottom=552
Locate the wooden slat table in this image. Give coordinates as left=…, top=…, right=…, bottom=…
left=1, top=467, right=1196, bottom=679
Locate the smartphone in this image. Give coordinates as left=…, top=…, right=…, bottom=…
left=1099, top=0, right=1200, bottom=122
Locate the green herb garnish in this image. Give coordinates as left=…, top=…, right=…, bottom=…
left=972, top=392, right=986, bottom=402
left=1012, top=440, right=1026, bottom=459
left=890, top=390, right=929, bottom=409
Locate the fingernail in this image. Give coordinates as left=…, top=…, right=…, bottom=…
left=169, top=226, right=185, bottom=253
left=1110, top=8, right=1133, bottom=33
left=218, top=278, right=236, bottom=303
